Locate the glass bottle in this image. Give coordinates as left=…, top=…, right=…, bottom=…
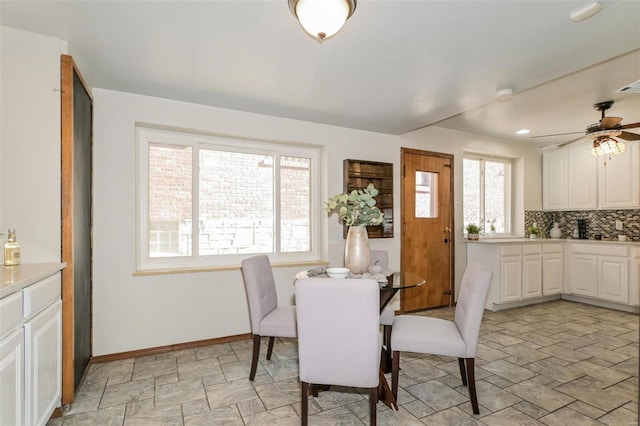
left=4, top=229, right=21, bottom=266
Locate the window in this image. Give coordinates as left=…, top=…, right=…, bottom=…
left=137, top=126, right=321, bottom=270
left=463, top=155, right=511, bottom=235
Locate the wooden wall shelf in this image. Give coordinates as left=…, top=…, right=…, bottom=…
left=343, top=159, right=394, bottom=239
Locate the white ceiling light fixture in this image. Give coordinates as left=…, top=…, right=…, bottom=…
left=570, top=2, right=603, bottom=22
left=516, top=129, right=530, bottom=135
left=288, top=0, right=357, bottom=42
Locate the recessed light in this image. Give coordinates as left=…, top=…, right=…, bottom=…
left=570, top=2, right=603, bottom=22
left=516, top=129, right=530, bottom=135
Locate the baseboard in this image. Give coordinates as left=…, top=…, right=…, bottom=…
left=490, top=294, right=562, bottom=311
left=561, top=294, right=640, bottom=314
left=91, top=332, right=252, bottom=364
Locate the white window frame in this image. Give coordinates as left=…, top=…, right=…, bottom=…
left=463, top=154, right=512, bottom=236
left=136, top=125, right=322, bottom=271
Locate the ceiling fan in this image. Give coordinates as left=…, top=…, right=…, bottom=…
left=532, top=101, right=640, bottom=155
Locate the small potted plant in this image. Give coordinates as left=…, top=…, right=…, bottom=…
left=528, top=225, right=540, bottom=239
left=465, top=223, right=481, bottom=241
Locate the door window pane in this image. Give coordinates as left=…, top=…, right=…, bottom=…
left=415, top=171, right=438, bottom=218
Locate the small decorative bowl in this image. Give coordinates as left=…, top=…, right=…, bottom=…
left=326, top=267, right=350, bottom=279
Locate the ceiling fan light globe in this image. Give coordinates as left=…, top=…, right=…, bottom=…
left=291, top=0, right=353, bottom=41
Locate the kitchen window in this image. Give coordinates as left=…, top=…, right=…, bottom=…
left=136, top=126, right=322, bottom=271
left=463, top=155, right=512, bottom=235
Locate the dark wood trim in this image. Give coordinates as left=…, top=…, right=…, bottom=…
left=49, top=407, right=64, bottom=419
left=60, top=54, right=75, bottom=405
left=91, top=333, right=252, bottom=364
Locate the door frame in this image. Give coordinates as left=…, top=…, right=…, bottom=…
left=400, top=147, right=455, bottom=310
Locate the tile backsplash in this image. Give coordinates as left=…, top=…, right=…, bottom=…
left=525, top=210, right=640, bottom=241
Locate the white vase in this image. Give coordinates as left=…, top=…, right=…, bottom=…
left=550, top=222, right=562, bottom=238
left=344, top=225, right=370, bottom=274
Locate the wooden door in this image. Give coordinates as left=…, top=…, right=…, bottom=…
left=401, top=149, right=454, bottom=311
left=61, top=55, right=93, bottom=405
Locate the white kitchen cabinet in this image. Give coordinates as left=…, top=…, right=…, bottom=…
left=0, top=265, right=63, bottom=426
left=0, top=328, right=24, bottom=426
left=542, top=147, right=569, bottom=210
left=568, top=253, right=598, bottom=297
left=567, top=243, right=630, bottom=304
left=542, top=244, right=563, bottom=295
left=501, top=253, right=522, bottom=302
left=522, top=245, right=542, bottom=299
left=597, top=257, right=629, bottom=304
left=24, top=300, right=62, bottom=426
left=598, top=142, right=640, bottom=209
left=630, top=248, right=639, bottom=306
left=568, top=142, right=598, bottom=209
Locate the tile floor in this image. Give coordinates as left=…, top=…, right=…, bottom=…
left=47, top=300, right=638, bottom=425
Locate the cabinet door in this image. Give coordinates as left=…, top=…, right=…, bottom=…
left=568, top=142, right=598, bottom=209
left=24, top=300, right=62, bottom=426
left=542, top=148, right=569, bottom=210
left=0, top=328, right=24, bottom=426
left=598, top=256, right=629, bottom=304
left=569, top=254, right=598, bottom=297
left=598, top=142, right=640, bottom=208
left=501, top=256, right=522, bottom=302
left=522, top=254, right=542, bottom=298
left=630, top=256, right=640, bottom=307
left=543, top=253, right=563, bottom=295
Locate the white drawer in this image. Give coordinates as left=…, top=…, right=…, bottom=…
left=543, top=243, right=563, bottom=254
left=23, top=273, right=61, bottom=319
left=501, top=245, right=521, bottom=256
left=571, top=243, right=629, bottom=257
left=522, top=244, right=542, bottom=255
left=0, top=291, right=23, bottom=337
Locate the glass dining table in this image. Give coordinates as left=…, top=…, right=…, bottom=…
left=298, top=269, right=426, bottom=411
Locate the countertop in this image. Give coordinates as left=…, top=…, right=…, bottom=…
left=466, top=237, right=639, bottom=246
left=1, top=262, right=66, bottom=298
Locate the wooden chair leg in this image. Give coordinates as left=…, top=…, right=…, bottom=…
left=465, top=358, right=479, bottom=414
left=266, top=336, right=275, bottom=360
left=249, top=335, right=260, bottom=381
left=458, top=358, right=468, bottom=386
left=369, top=387, right=377, bottom=426
left=384, top=325, right=392, bottom=354
left=301, top=381, right=309, bottom=426
left=391, top=350, right=400, bottom=400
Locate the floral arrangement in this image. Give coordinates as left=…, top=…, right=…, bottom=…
left=325, top=183, right=385, bottom=227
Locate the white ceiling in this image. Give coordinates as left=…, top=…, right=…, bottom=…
left=1, top=0, right=639, bottom=144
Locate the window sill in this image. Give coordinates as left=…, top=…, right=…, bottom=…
left=133, top=260, right=329, bottom=277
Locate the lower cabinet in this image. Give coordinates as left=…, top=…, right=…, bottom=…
left=522, top=245, right=543, bottom=299
left=567, top=243, right=629, bottom=304
left=542, top=244, right=563, bottom=295
left=0, top=267, right=62, bottom=426
left=0, top=328, right=24, bottom=426
left=24, top=300, right=62, bottom=426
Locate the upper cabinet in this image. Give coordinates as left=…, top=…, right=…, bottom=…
left=542, top=141, right=639, bottom=211
left=598, top=142, right=640, bottom=209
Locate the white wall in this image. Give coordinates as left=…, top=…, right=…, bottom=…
left=93, top=88, right=540, bottom=355
left=0, top=27, right=62, bottom=263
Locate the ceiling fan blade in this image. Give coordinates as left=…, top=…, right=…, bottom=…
left=600, top=116, right=623, bottom=128
left=618, top=131, right=640, bottom=141
left=530, top=131, right=584, bottom=139
left=557, top=136, right=586, bottom=147
left=620, top=122, right=640, bottom=129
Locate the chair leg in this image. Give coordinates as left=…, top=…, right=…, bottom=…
left=465, top=358, right=480, bottom=414
left=249, top=335, right=261, bottom=381
left=391, top=350, right=400, bottom=400
left=301, top=381, right=309, bottom=426
left=384, top=325, right=392, bottom=353
left=369, top=387, right=377, bottom=426
left=266, top=336, right=275, bottom=360
left=458, top=358, right=468, bottom=386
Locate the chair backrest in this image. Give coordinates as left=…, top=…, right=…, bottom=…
left=454, top=262, right=493, bottom=358
left=295, top=278, right=381, bottom=388
left=370, top=250, right=389, bottom=269
left=241, top=255, right=278, bottom=334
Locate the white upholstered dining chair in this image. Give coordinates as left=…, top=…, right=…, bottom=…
left=390, top=262, right=492, bottom=414
left=240, top=255, right=297, bottom=381
left=371, top=250, right=396, bottom=357
left=296, top=277, right=381, bottom=426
